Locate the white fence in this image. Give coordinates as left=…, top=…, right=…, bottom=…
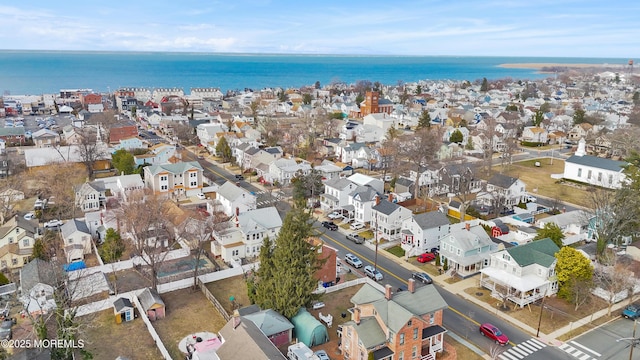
left=323, top=277, right=383, bottom=294
left=132, top=294, right=172, bottom=359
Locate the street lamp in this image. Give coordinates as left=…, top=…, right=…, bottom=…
left=617, top=319, right=639, bottom=360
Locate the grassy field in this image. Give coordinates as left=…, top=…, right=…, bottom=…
left=205, top=275, right=252, bottom=315
left=499, top=158, right=592, bottom=207
left=81, top=309, right=162, bottom=360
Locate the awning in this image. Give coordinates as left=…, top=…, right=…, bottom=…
left=480, top=267, right=548, bottom=292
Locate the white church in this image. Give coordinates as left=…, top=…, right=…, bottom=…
left=563, top=138, right=628, bottom=189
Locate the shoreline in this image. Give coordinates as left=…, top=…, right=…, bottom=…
left=498, top=63, right=626, bottom=70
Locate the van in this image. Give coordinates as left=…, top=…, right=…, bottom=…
left=287, top=342, right=317, bottom=360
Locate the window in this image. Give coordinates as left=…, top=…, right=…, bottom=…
left=587, top=170, right=592, bottom=179
left=190, top=172, right=197, bottom=178
left=429, top=313, right=434, bottom=324
left=8, top=237, right=13, bottom=244
left=412, top=346, right=418, bottom=358
left=598, top=172, right=602, bottom=182
left=161, top=185, right=168, bottom=190
left=23, top=239, right=29, bottom=247
left=190, top=181, right=197, bottom=187
left=413, top=327, right=419, bottom=340
left=11, top=258, right=17, bottom=265
left=1, top=261, right=6, bottom=268
left=609, top=174, right=613, bottom=184
left=232, top=250, right=239, bottom=256
left=400, top=333, right=405, bottom=345
left=398, top=351, right=404, bottom=360
left=577, top=168, right=582, bottom=177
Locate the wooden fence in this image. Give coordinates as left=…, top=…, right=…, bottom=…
left=198, top=278, right=231, bottom=322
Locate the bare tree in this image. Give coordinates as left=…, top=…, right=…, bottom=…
left=175, top=204, right=229, bottom=288
left=593, top=261, right=636, bottom=316
left=33, top=162, right=88, bottom=220
left=173, top=121, right=197, bottom=146
left=397, top=127, right=442, bottom=199
left=0, top=176, right=24, bottom=224
left=76, top=127, right=108, bottom=179
left=116, top=191, right=177, bottom=290
left=568, top=277, right=594, bottom=312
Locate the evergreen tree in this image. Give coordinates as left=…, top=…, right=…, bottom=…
left=111, top=149, right=136, bottom=175
left=449, top=129, right=464, bottom=143
left=480, top=77, right=489, bottom=92
left=248, top=236, right=275, bottom=308
left=533, top=110, right=545, bottom=127
left=573, top=108, right=586, bottom=125
left=465, top=137, right=474, bottom=150
left=415, top=85, right=422, bottom=95
left=216, top=136, right=233, bottom=162
left=32, top=238, right=48, bottom=261
left=534, top=223, right=565, bottom=248
left=99, top=228, right=126, bottom=263
left=417, top=110, right=431, bottom=130
left=251, top=208, right=323, bottom=318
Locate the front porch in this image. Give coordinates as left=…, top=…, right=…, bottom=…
left=479, top=268, right=553, bottom=308
left=421, top=325, right=447, bottom=360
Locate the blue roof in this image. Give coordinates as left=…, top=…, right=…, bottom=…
left=63, top=261, right=86, bottom=272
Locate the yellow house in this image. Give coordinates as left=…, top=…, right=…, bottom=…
left=0, top=216, right=39, bottom=271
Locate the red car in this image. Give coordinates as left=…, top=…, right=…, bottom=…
left=479, top=323, right=509, bottom=346
left=417, top=253, right=436, bottom=263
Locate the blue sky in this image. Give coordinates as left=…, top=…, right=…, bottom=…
left=0, top=1, right=638, bottom=58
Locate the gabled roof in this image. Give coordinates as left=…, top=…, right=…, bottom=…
left=507, top=238, right=559, bottom=267
left=217, top=317, right=286, bottom=359
left=488, top=173, right=519, bottom=189
left=113, top=297, right=134, bottom=312
left=137, top=288, right=164, bottom=310
left=323, top=177, right=353, bottom=191
left=242, top=309, right=294, bottom=337
left=372, top=199, right=400, bottom=216
left=0, top=216, right=38, bottom=238
left=413, top=211, right=450, bottom=230
left=20, top=259, right=59, bottom=294
left=61, top=219, right=91, bottom=239
left=217, top=181, right=253, bottom=202
left=239, top=207, right=282, bottom=233
left=347, top=316, right=387, bottom=349
left=565, top=154, right=627, bottom=172
left=145, top=161, right=203, bottom=176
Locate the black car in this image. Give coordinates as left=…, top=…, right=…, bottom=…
left=412, top=272, right=433, bottom=284
left=235, top=174, right=244, bottom=180
left=322, top=221, right=338, bottom=231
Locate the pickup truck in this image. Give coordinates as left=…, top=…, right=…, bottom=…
left=346, top=233, right=364, bottom=244
left=622, top=304, right=640, bottom=319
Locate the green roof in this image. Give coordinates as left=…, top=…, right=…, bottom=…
left=146, top=161, right=203, bottom=176
left=507, top=238, right=559, bottom=267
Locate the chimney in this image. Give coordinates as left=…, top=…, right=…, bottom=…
left=408, top=278, right=416, bottom=293
left=385, top=284, right=393, bottom=300
left=465, top=223, right=470, bottom=231
left=388, top=193, right=393, bottom=202
left=232, top=316, right=241, bottom=329
left=354, top=308, right=361, bottom=325
left=375, top=195, right=380, bottom=206
left=235, top=207, right=240, bottom=227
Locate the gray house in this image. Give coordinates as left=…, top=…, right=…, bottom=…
left=439, top=222, right=496, bottom=278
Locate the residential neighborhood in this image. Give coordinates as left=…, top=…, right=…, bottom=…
left=0, top=67, right=639, bottom=360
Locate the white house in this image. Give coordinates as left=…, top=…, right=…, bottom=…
left=479, top=238, right=560, bottom=308
left=60, top=219, right=93, bottom=263
left=521, top=126, right=548, bottom=143
left=536, top=210, right=591, bottom=246
left=439, top=222, right=495, bottom=278
left=476, top=173, right=527, bottom=211
left=267, top=158, right=311, bottom=185
left=368, top=197, right=412, bottom=242
left=320, top=177, right=359, bottom=212
left=211, top=207, right=282, bottom=262
left=563, top=138, right=627, bottom=189
left=216, top=181, right=257, bottom=217
left=400, top=211, right=451, bottom=257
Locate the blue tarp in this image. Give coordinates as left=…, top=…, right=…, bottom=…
left=63, top=261, right=86, bottom=272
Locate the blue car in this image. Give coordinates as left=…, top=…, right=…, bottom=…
left=623, top=304, right=640, bottom=319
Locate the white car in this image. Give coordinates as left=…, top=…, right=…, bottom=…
left=23, top=212, right=36, bottom=220
left=44, top=219, right=63, bottom=229
left=196, top=193, right=206, bottom=200
left=350, top=222, right=365, bottom=231
left=327, top=211, right=342, bottom=220
left=364, top=265, right=383, bottom=281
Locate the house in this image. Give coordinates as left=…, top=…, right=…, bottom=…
left=109, top=122, right=139, bottom=144
left=19, top=259, right=59, bottom=315
left=241, top=308, right=294, bottom=348
left=535, top=210, right=590, bottom=246
left=137, top=287, right=165, bottom=321
left=563, top=138, right=627, bottom=189
left=216, top=316, right=287, bottom=360
left=479, top=238, right=560, bottom=308
left=350, top=186, right=380, bottom=225
left=216, top=181, right=257, bottom=217
left=521, top=126, right=548, bottom=143
left=60, top=219, right=93, bottom=263
left=267, top=158, right=311, bottom=185
left=309, top=237, right=338, bottom=287
left=31, top=129, right=60, bottom=148
left=75, top=181, right=107, bottom=213
left=567, top=123, right=593, bottom=141
left=371, top=198, right=413, bottom=242
left=340, top=281, right=448, bottom=360
left=113, top=297, right=135, bottom=323
left=143, top=161, right=204, bottom=196
left=401, top=211, right=451, bottom=257
left=0, top=215, right=39, bottom=271
left=320, top=177, right=359, bottom=212
left=134, top=143, right=177, bottom=166
left=211, top=207, right=282, bottom=263
left=394, top=177, right=415, bottom=195
left=112, top=137, right=145, bottom=152
left=476, top=173, right=527, bottom=211
left=439, top=222, right=495, bottom=278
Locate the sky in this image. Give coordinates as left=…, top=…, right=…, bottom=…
left=0, top=1, right=638, bottom=58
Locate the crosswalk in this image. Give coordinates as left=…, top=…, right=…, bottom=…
left=558, top=341, right=601, bottom=360
left=498, top=338, right=546, bottom=360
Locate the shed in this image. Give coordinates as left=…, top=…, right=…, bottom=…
left=512, top=212, right=534, bottom=224
left=113, top=297, right=135, bottom=324
left=290, top=308, right=328, bottom=347
left=137, top=288, right=165, bottom=321
left=242, top=309, right=294, bottom=347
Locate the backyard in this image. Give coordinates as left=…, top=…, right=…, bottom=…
left=205, top=275, right=253, bottom=316
left=153, top=288, right=228, bottom=360
left=499, top=158, right=592, bottom=208
left=81, top=309, right=162, bottom=360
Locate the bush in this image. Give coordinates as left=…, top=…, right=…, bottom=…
left=520, top=141, right=544, bottom=147
left=0, top=273, right=9, bottom=286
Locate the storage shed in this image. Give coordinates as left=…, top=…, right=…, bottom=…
left=113, top=297, right=135, bottom=324
left=290, top=308, right=328, bottom=347
left=137, top=288, right=165, bottom=321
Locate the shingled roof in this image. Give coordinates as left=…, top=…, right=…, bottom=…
left=507, top=238, right=559, bottom=267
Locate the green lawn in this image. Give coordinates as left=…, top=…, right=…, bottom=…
left=386, top=245, right=405, bottom=257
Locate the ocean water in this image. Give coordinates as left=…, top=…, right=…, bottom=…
left=0, top=51, right=630, bottom=95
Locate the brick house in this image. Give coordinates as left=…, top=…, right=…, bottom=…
left=340, top=281, right=448, bottom=360
left=309, top=237, right=337, bottom=287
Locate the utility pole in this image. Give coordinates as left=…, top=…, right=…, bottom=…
left=536, top=288, right=549, bottom=337
left=374, top=212, right=379, bottom=271
left=617, top=320, right=638, bottom=360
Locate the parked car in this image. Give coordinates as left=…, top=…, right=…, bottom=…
left=24, top=212, right=36, bottom=220
left=322, top=221, right=338, bottom=231
left=417, top=252, right=436, bottom=263
left=234, top=174, right=244, bottom=181
left=314, top=350, right=330, bottom=360
left=44, top=219, right=63, bottom=229
left=412, top=272, right=433, bottom=284
left=430, top=247, right=440, bottom=255
left=623, top=304, right=640, bottom=319
left=196, top=193, right=206, bottom=200
left=364, top=265, right=383, bottom=281
left=346, top=233, right=364, bottom=244
left=350, top=222, right=365, bottom=231
left=327, top=211, right=343, bottom=220
left=344, top=253, right=363, bottom=268
left=34, top=198, right=47, bottom=210
left=479, top=323, right=509, bottom=346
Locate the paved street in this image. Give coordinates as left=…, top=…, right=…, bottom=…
left=570, top=317, right=639, bottom=360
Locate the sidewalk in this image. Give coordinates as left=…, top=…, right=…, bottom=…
left=372, top=245, right=628, bottom=349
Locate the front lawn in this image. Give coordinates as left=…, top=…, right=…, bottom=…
left=386, top=245, right=405, bottom=257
